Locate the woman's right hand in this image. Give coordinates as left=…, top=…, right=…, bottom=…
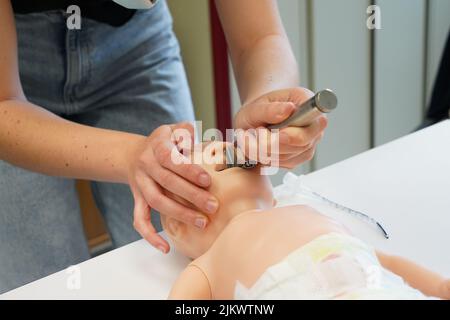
left=127, top=122, right=219, bottom=253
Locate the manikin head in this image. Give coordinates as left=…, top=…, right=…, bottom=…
left=161, top=142, right=275, bottom=259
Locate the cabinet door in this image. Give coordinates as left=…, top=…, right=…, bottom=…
left=311, top=0, right=372, bottom=169
left=374, top=0, right=427, bottom=146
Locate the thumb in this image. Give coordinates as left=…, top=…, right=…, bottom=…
left=237, top=102, right=295, bottom=129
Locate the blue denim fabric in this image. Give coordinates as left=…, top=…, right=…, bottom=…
left=0, top=0, right=195, bottom=294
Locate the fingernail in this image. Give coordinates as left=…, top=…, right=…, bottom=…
left=280, top=103, right=293, bottom=115
left=205, top=198, right=218, bottom=213
left=198, top=173, right=210, bottom=187
left=195, top=218, right=207, bottom=229
left=157, top=245, right=167, bottom=254
left=276, top=107, right=289, bottom=121
left=281, top=103, right=295, bottom=118
left=280, top=132, right=290, bottom=144
left=320, top=116, right=328, bottom=127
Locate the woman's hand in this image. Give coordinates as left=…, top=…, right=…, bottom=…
left=127, top=123, right=219, bottom=253
left=234, top=87, right=328, bottom=169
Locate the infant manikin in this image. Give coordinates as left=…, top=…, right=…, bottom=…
left=162, top=142, right=450, bottom=300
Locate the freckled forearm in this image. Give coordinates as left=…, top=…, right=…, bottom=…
left=232, top=35, right=299, bottom=105
left=0, top=99, right=145, bottom=184
left=215, top=0, right=299, bottom=105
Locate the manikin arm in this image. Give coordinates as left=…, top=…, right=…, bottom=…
left=168, top=264, right=212, bottom=300
left=376, top=251, right=450, bottom=299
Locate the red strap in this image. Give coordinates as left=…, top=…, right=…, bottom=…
left=209, top=0, right=232, bottom=136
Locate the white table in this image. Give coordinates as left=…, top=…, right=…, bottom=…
left=2, top=121, right=450, bottom=299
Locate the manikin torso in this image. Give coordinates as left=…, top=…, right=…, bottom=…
left=194, top=205, right=348, bottom=299
left=161, top=142, right=350, bottom=299
left=164, top=142, right=446, bottom=300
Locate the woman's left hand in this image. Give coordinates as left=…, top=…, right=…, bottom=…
left=234, top=87, right=328, bottom=169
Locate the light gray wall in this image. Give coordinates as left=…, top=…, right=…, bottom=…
left=311, top=0, right=372, bottom=169
left=373, top=0, right=426, bottom=146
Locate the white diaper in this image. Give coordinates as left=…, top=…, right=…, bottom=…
left=234, top=233, right=427, bottom=300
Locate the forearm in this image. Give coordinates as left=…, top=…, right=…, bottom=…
left=0, top=98, right=145, bottom=184
left=215, top=0, right=299, bottom=105
left=377, top=251, right=446, bottom=298
left=233, top=35, right=299, bottom=105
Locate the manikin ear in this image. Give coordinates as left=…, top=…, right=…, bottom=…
left=163, top=216, right=187, bottom=241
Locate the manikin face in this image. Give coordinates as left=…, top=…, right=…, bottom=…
left=161, top=141, right=274, bottom=259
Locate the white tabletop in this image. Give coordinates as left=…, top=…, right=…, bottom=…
left=2, top=120, right=450, bottom=299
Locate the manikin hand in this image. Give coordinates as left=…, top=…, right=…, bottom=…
left=234, top=87, right=328, bottom=169
left=440, top=279, right=450, bottom=299
left=127, top=123, right=218, bottom=253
